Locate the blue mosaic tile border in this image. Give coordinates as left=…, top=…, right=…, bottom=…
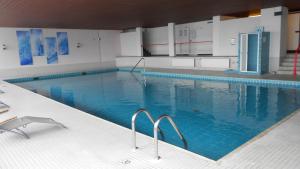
left=142, top=71, right=300, bottom=89
left=6, top=68, right=118, bottom=83
left=118, top=67, right=145, bottom=72
left=6, top=67, right=300, bottom=89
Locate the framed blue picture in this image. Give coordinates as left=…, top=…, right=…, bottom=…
left=30, top=29, right=44, bottom=56
left=45, top=37, right=58, bottom=64
left=16, top=31, right=33, bottom=65
left=57, top=32, right=69, bottom=55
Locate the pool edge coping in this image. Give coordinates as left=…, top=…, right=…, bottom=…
left=4, top=68, right=119, bottom=83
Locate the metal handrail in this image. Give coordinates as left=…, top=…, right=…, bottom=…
left=153, top=114, right=188, bottom=160
left=131, top=109, right=164, bottom=149
left=131, top=57, right=145, bottom=72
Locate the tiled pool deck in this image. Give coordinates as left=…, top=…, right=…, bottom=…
left=1, top=69, right=300, bottom=169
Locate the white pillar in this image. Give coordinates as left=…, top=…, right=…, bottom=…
left=260, top=6, right=288, bottom=72
left=168, top=23, right=175, bottom=56
left=136, top=27, right=143, bottom=57
left=212, top=16, right=221, bottom=56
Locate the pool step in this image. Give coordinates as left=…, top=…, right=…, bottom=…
left=278, top=66, right=300, bottom=71
left=282, top=58, right=300, bottom=62
left=278, top=54, right=300, bottom=75
left=277, top=70, right=300, bottom=75
left=281, top=62, right=300, bottom=66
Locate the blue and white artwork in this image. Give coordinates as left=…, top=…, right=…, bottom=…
left=16, top=31, right=33, bottom=65
left=30, top=29, right=44, bottom=56
left=57, top=32, right=69, bottom=55
left=45, top=37, right=58, bottom=64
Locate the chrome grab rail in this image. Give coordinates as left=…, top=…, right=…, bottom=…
left=131, top=57, right=145, bottom=72
left=131, top=109, right=164, bottom=149
left=154, top=115, right=188, bottom=160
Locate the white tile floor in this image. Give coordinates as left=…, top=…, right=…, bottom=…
left=1, top=81, right=300, bottom=169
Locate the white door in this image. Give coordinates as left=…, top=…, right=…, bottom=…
left=239, top=34, right=248, bottom=72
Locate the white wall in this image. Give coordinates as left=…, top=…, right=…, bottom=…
left=143, top=26, right=169, bottom=55
left=168, top=23, right=176, bottom=56
left=213, top=16, right=261, bottom=56
left=136, top=27, right=143, bottom=56
left=120, top=31, right=138, bottom=56
left=288, top=13, right=300, bottom=50
left=260, top=6, right=288, bottom=71
left=141, top=20, right=213, bottom=56
left=0, top=28, right=120, bottom=79
left=99, top=30, right=121, bottom=62
left=121, top=6, right=289, bottom=73
left=176, top=21, right=213, bottom=55
left=213, top=7, right=288, bottom=72
left=116, top=56, right=237, bottom=70
left=120, top=28, right=143, bottom=57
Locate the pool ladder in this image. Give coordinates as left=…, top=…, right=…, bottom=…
left=131, top=57, right=145, bottom=72
left=131, top=108, right=188, bottom=160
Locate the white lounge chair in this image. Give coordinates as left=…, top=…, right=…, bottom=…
left=0, top=116, right=66, bottom=139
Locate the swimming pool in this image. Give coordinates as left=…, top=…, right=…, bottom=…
left=12, top=71, right=300, bottom=160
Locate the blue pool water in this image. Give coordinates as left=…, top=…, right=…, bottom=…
left=14, top=71, right=300, bottom=160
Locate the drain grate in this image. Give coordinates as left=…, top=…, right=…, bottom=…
left=120, top=159, right=131, bottom=165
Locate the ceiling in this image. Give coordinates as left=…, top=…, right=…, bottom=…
left=0, top=0, right=299, bottom=30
